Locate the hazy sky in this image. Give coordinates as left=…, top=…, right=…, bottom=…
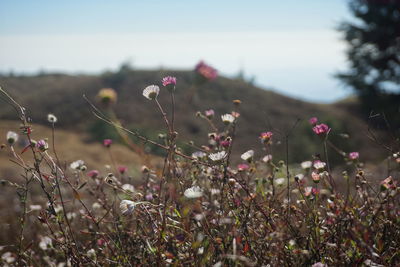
left=0, top=0, right=352, bottom=102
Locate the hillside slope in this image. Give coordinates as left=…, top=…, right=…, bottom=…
left=0, top=69, right=386, bottom=164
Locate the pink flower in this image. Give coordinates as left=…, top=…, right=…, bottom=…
left=204, top=109, right=215, bottom=119
left=103, top=139, right=112, bottom=147
left=195, top=61, right=218, bottom=81
left=237, top=163, right=249, bottom=171
left=36, top=140, right=48, bottom=152
left=162, top=76, right=177, bottom=86
left=309, top=117, right=318, bottom=125
left=380, top=176, right=396, bottom=190
left=312, top=123, right=330, bottom=136
left=260, top=131, right=273, bottom=143
left=312, top=188, right=320, bottom=195
left=118, top=166, right=128, bottom=174
left=311, top=172, right=320, bottom=183
left=231, top=111, right=240, bottom=118
left=348, top=152, right=359, bottom=160
left=162, top=76, right=177, bottom=92
left=220, top=140, right=231, bottom=148
left=87, top=170, right=99, bottom=178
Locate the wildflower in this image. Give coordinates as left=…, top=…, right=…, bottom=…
left=275, top=178, right=286, bottom=186
left=87, top=170, right=99, bottom=178
left=92, top=202, right=102, bottom=209
left=380, top=176, right=396, bottom=190
left=1, top=252, right=15, bottom=264
left=311, top=172, right=320, bottom=183
left=184, top=186, right=203, bottom=198
left=6, top=131, right=18, bottom=145
left=87, top=249, right=96, bottom=259
left=36, top=139, right=48, bottom=152
left=312, top=263, right=327, bottom=267
left=118, top=165, right=128, bottom=174
left=220, top=140, right=231, bottom=148
left=143, top=85, right=160, bottom=100
left=228, top=178, right=237, bottom=186
left=221, top=114, right=235, bottom=125
left=120, top=200, right=136, bottom=216
left=294, top=174, right=305, bottom=183
left=263, top=154, right=273, bottom=163
left=233, top=99, right=242, bottom=106
left=70, top=160, right=85, bottom=171
left=304, top=187, right=313, bottom=197
left=122, top=184, right=135, bottom=192
left=260, top=131, right=273, bottom=144
left=209, top=151, right=226, bottom=162
left=30, top=204, right=42, bottom=211
left=312, top=123, right=330, bottom=137
left=162, top=76, right=177, bottom=92
left=237, top=163, right=249, bottom=171
left=231, top=111, right=240, bottom=118
left=309, top=117, right=318, bottom=125
left=313, top=161, right=326, bottom=170
left=141, top=165, right=150, bottom=173
left=348, top=152, right=359, bottom=160
left=47, top=114, right=57, bottom=123
left=192, top=151, right=207, bottom=159
left=39, top=236, right=53, bottom=250
left=97, top=88, right=117, bottom=105
left=301, top=161, right=312, bottom=169
left=204, top=109, right=215, bottom=119
left=103, top=139, right=112, bottom=147
left=145, top=193, right=153, bottom=201
left=241, top=150, right=254, bottom=162
left=195, top=61, right=217, bottom=81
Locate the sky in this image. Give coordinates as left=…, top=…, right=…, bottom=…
left=0, top=0, right=353, bottom=102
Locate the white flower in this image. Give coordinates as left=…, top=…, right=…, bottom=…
left=47, top=113, right=58, bottom=123
left=120, top=200, right=136, bottom=216
left=122, top=184, right=135, bottom=193
left=184, top=186, right=203, bottom=198
left=87, top=249, right=96, bottom=259
left=142, top=85, right=160, bottom=100
left=29, top=204, right=42, bottom=211
left=221, top=114, right=235, bottom=124
left=208, top=151, right=226, bottom=161
left=211, top=188, right=221, bottom=195
left=92, top=202, right=102, bottom=209
left=194, top=214, right=204, bottom=221
left=70, top=160, right=85, bottom=170
left=241, top=150, right=254, bottom=161
left=39, top=236, right=53, bottom=250
left=294, top=173, right=304, bottom=182
left=1, top=252, right=15, bottom=263
left=192, top=151, right=207, bottom=159
left=275, top=178, right=286, bottom=186
left=301, top=161, right=312, bottom=169
left=262, top=154, right=272, bottom=163
left=6, top=131, right=18, bottom=145
left=66, top=212, right=77, bottom=220
left=313, top=161, right=326, bottom=170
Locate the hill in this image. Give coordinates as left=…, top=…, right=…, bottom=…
left=0, top=68, right=387, bottom=166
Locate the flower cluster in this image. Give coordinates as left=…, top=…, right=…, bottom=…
left=1, top=77, right=399, bottom=267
